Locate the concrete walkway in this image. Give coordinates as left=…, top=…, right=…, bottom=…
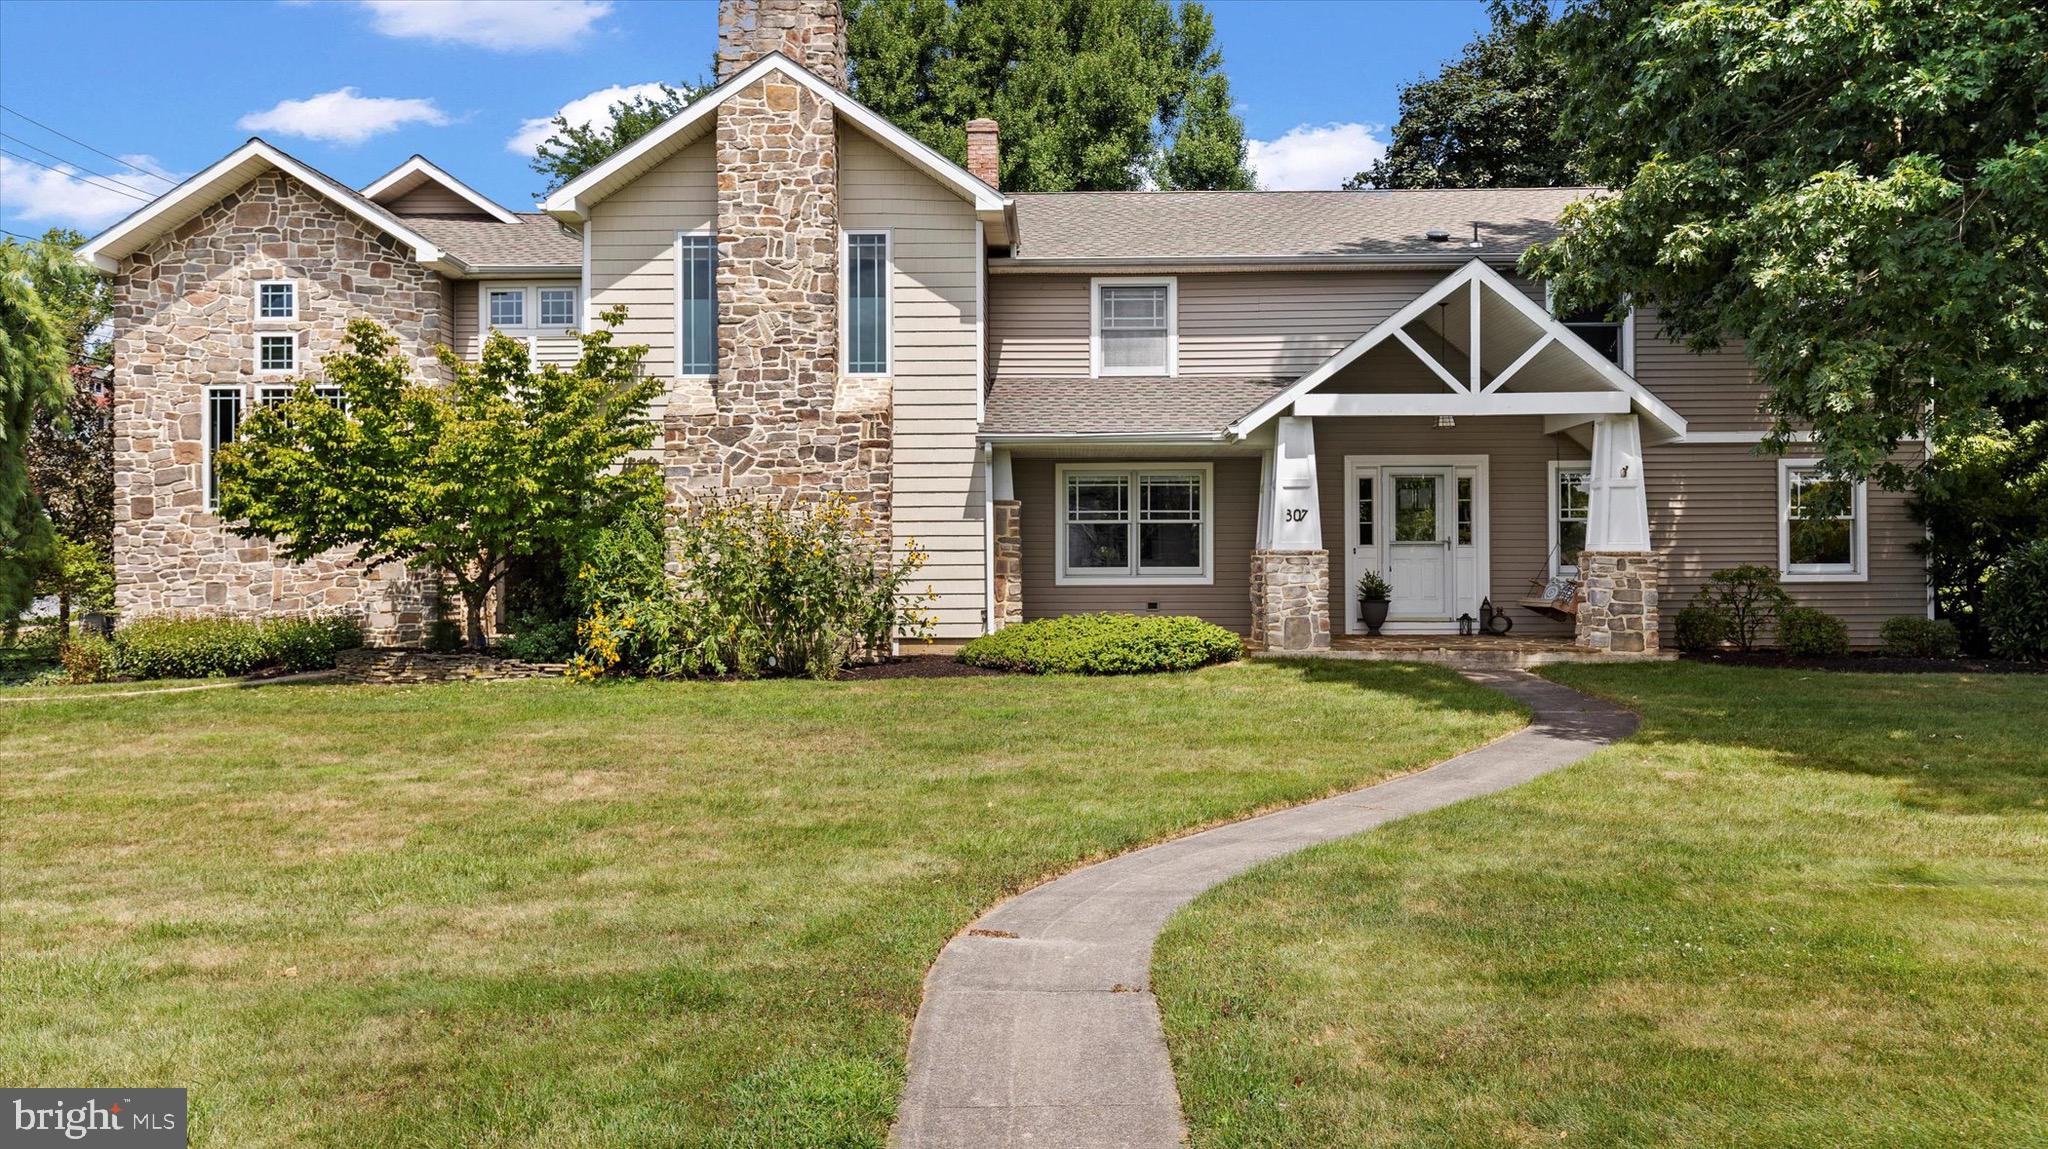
left=891, top=670, right=1638, bottom=1148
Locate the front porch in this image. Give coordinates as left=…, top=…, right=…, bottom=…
left=1255, top=633, right=1676, bottom=670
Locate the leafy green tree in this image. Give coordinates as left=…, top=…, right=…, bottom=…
left=1524, top=0, right=2048, bottom=485
left=22, top=228, right=114, bottom=548
left=1346, top=0, right=1581, bottom=190
left=1, top=238, right=73, bottom=628
left=1912, top=412, right=2048, bottom=653
left=217, top=314, right=663, bottom=649
left=849, top=0, right=1252, bottom=191
left=33, top=534, right=113, bottom=636
left=532, top=82, right=709, bottom=196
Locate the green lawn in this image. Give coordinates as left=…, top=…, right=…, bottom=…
left=0, top=660, right=1522, bottom=1147
left=1155, top=663, right=2048, bottom=1148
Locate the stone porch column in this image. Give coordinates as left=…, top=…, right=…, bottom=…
left=1250, top=416, right=1330, bottom=652
left=1575, top=414, right=1661, bottom=653
left=991, top=449, right=1022, bottom=628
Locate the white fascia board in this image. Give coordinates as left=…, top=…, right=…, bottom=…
left=542, top=52, right=1008, bottom=221
left=77, top=138, right=448, bottom=273
left=978, top=431, right=1228, bottom=446
left=361, top=155, right=521, bottom=225
left=1296, top=393, right=1631, bottom=418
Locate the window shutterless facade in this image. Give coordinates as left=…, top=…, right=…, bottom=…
left=257, top=334, right=295, bottom=375
left=1055, top=463, right=1212, bottom=585
left=538, top=287, right=577, bottom=329
left=1549, top=461, right=1591, bottom=576
left=1091, top=278, right=1176, bottom=376
left=1780, top=461, right=1867, bottom=580
left=204, top=386, right=243, bottom=510
left=675, top=231, right=716, bottom=376
left=844, top=230, right=890, bottom=375
left=255, top=280, right=296, bottom=321
left=487, top=288, right=526, bottom=329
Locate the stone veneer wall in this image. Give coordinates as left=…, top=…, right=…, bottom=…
left=110, top=170, right=446, bottom=643
left=332, top=648, right=564, bottom=684
left=660, top=60, right=892, bottom=525
left=992, top=499, right=1022, bottom=627
left=1250, top=549, right=1331, bottom=652
left=717, top=0, right=847, bottom=86
left=1574, top=551, right=1662, bottom=654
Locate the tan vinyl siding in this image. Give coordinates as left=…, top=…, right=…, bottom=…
left=1015, top=456, right=1259, bottom=633
left=451, top=279, right=477, bottom=360
left=382, top=183, right=490, bottom=217
left=586, top=136, right=715, bottom=389
left=1313, top=416, right=1588, bottom=637
left=1633, top=320, right=1768, bottom=431
left=1646, top=442, right=1927, bottom=646
left=988, top=275, right=1089, bottom=376
left=841, top=129, right=987, bottom=639
left=449, top=280, right=579, bottom=361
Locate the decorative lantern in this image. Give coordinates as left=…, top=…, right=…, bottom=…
left=1458, top=613, right=1476, bottom=636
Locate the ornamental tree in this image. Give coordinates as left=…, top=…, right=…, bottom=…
left=217, top=313, right=662, bottom=649
left=1523, top=0, right=2048, bottom=485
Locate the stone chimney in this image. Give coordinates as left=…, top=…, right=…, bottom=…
left=965, top=119, right=1000, bottom=189
left=717, top=0, right=846, bottom=88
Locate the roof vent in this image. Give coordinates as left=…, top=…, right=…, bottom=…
left=1425, top=228, right=1451, bottom=243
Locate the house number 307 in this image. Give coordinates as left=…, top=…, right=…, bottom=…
left=1283, top=508, right=1309, bottom=522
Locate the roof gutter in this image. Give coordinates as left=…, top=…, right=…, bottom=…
left=989, top=252, right=1526, bottom=274
left=977, top=431, right=1234, bottom=447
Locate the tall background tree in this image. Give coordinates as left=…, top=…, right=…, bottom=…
left=23, top=228, right=114, bottom=549
left=1523, top=0, right=2047, bottom=486
left=1, top=237, right=75, bottom=626
left=1346, top=0, right=1581, bottom=190
left=532, top=0, right=1253, bottom=194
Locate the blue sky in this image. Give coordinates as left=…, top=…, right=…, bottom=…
left=0, top=0, right=1489, bottom=239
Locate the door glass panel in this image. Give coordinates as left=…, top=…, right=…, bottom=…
left=1393, top=476, right=1440, bottom=542
left=1356, top=475, right=1374, bottom=543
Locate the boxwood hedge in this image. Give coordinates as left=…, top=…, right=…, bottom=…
left=957, top=613, right=1243, bottom=675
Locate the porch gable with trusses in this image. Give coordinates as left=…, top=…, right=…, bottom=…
left=1226, top=258, right=1686, bottom=442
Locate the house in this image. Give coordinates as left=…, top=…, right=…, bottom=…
left=76, top=0, right=1930, bottom=653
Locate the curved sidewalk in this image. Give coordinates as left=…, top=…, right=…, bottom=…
left=891, top=669, right=1638, bottom=1148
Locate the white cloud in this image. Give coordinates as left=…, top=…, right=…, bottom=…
left=507, top=82, right=673, bottom=155
left=1246, top=122, right=1389, bottom=191
left=238, top=88, right=450, bottom=145
left=358, top=0, right=613, bottom=51
left=0, top=154, right=181, bottom=230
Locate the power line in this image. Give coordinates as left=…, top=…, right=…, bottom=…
left=0, top=147, right=156, bottom=202
left=2, top=226, right=48, bottom=242
left=0, top=131, right=166, bottom=198
left=0, top=103, right=181, bottom=183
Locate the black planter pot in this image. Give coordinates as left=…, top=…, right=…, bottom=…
left=1359, top=599, right=1391, bottom=636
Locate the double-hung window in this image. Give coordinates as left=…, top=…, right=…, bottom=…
left=845, top=231, right=890, bottom=375
left=1057, top=464, right=1211, bottom=584
left=1550, top=462, right=1591, bottom=576
left=256, top=280, right=296, bottom=321
left=1780, top=461, right=1866, bottom=580
left=204, top=386, right=243, bottom=510
left=538, top=287, right=577, bottom=329
left=1092, top=278, right=1176, bottom=376
left=487, top=288, right=526, bottom=330
left=676, top=232, right=716, bottom=376
left=257, top=333, right=296, bottom=375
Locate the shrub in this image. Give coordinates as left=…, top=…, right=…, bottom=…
left=58, top=634, right=116, bottom=684
left=1983, top=538, right=2048, bottom=661
left=1355, top=571, right=1391, bottom=602
left=1672, top=605, right=1726, bottom=652
left=262, top=616, right=365, bottom=673
left=112, top=615, right=363, bottom=679
left=499, top=610, right=578, bottom=663
left=957, top=614, right=1243, bottom=675
left=571, top=495, right=935, bottom=680
left=1778, top=606, right=1850, bottom=658
left=1879, top=616, right=1961, bottom=659
left=1695, top=564, right=1792, bottom=651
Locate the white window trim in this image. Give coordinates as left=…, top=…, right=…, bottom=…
left=1054, top=461, right=1213, bottom=586
left=841, top=228, right=894, bottom=378
left=1544, top=281, right=1634, bottom=375
left=485, top=285, right=530, bottom=332
left=673, top=228, right=717, bottom=380
left=255, top=332, right=297, bottom=377
left=1090, top=276, right=1178, bottom=378
left=478, top=281, right=582, bottom=338
left=203, top=384, right=243, bottom=511
left=1778, top=458, right=1868, bottom=582
left=254, top=279, right=297, bottom=323
left=1547, top=459, right=1592, bottom=578
left=537, top=286, right=579, bottom=330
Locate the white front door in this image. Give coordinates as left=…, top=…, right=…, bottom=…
left=1384, top=468, right=1453, bottom=618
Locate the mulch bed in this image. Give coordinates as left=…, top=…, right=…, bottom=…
left=835, top=655, right=1006, bottom=680
left=1682, top=651, right=2044, bottom=675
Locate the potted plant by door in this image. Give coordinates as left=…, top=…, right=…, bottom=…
left=1357, top=571, right=1393, bottom=636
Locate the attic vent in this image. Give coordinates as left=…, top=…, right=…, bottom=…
left=1425, top=228, right=1451, bottom=243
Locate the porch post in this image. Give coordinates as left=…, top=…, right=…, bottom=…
left=1250, top=416, right=1330, bottom=652
left=1576, top=414, right=1662, bottom=654
left=990, top=449, right=1022, bottom=630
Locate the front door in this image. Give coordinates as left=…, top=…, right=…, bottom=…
left=1384, top=468, right=1453, bottom=618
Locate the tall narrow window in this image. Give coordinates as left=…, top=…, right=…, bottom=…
left=845, top=231, right=889, bottom=375
left=1456, top=475, right=1474, bottom=545
left=258, top=334, right=295, bottom=375
left=676, top=233, right=716, bottom=376
left=1095, top=281, right=1173, bottom=375
left=1356, top=474, right=1375, bottom=546
left=488, top=288, right=525, bottom=329
left=257, top=281, right=296, bottom=321
left=1552, top=464, right=1590, bottom=576
left=205, top=386, right=243, bottom=510
left=1781, top=463, right=1864, bottom=578
left=538, top=287, right=577, bottom=329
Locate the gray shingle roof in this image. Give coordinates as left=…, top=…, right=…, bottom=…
left=403, top=213, right=582, bottom=270
left=1007, top=188, right=1601, bottom=262
left=983, top=376, right=1288, bottom=437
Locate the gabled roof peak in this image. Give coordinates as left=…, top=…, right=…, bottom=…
left=361, top=155, right=522, bottom=225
